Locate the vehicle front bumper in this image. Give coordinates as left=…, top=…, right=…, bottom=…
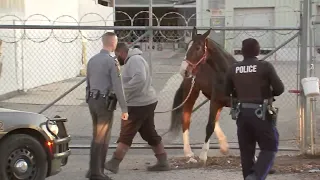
left=46, top=116, right=72, bottom=177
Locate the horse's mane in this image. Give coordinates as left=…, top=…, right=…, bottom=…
left=206, top=38, right=236, bottom=74
left=208, top=38, right=236, bottom=63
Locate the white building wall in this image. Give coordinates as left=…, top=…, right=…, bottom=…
left=0, top=0, right=114, bottom=96
left=22, top=0, right=80, bottom=91
left=0, top=0, right=26, bottom=96
left=224, top=0, right=300, bottom=61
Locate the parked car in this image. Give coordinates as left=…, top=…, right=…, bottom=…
left=0, top=110, right=71, bottom=180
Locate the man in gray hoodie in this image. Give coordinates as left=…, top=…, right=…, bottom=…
left=104, top=43, right=170, bottom=173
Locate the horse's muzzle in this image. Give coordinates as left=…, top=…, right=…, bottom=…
left=179, top=61, right=189, bottom=77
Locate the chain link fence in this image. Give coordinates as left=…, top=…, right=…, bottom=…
left=0, top=12, right=302, bottom=149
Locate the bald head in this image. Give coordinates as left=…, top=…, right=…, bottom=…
left=102, top=32, right=118, bottom=51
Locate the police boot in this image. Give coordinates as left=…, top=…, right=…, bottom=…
left=245, top=173, right=258, bottom=180
left=255, top=155, right=276, bottom=174
left=87, top=144, right=111, bottom=180
left=147, top=142, right=170, bottom=171
left=253, top=150, right=276, bottom=179
left=104, top=142, right=129, bottom=174
left=89, top=174, right=113, bottom=180
left=269, top=169, right=276, bottom=174
left=85, top=170, right=111, bottom=179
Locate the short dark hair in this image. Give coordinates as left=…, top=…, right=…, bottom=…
left=115, top=42, right=128, bottom=52
left=241, top=38, right=260, bottom=58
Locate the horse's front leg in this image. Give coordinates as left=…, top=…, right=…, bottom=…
left=182, top=87, right=200, bottom=158
left=199, top=101, right=229, bottom=164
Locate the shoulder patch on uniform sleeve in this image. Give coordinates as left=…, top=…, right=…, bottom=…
left=114, top=58, right=121, bottom=77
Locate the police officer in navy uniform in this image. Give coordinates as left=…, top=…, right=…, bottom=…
left=225, top=38, right=284, bottom=180
left=85, top=32, right=128, bottom=180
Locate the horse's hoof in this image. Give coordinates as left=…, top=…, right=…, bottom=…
left=186, top=157, right=198, bottom=163
left=199, top=159, right=207, bottom=166
left=184, top=152, right=195, bottom=158
left=220, top=144, right=229, bottom=155
left=199, top=152, right=208, bottom=163
left=220, top=148, right=229, bottom=155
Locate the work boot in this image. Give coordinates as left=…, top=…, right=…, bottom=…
left=104, top=154, right=122, bottom=174
left=85, top=170, right=90, bottom=178
left=147, top=141, right=170, bottom=171
left=147, top=153, right=170, bottom=171
left=104, top=142, right=129, bottom=174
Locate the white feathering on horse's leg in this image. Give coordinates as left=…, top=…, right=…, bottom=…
left=183, top=130, right=197, bottom=163
left=199, top=140, right=210, bottom=164
left=215, top=121, right=229, bottom=155
left=183, top=129, right=194, bottom=157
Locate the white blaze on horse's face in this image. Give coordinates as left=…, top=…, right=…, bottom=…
left=179, top=41, right=193, bottom=77
left=179, top=61, right=189, bottom=77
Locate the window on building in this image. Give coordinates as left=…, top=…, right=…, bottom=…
left=97, top=0, right=114, bottom=7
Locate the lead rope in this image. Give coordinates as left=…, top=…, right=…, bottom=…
left=154, top=76, right=196, bottom=114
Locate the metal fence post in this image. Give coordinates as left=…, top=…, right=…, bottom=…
left=149, top=0, right=153, bottom=75
left=300, top=0, right=311, bottom=154
left=309, top=0, right=317, bottom=155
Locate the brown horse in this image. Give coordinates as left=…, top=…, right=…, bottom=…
left=167, top=27, right=237, bottom=163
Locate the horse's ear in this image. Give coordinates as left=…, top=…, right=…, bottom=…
left=202, top=29, right=211, bottom=38
left=192, top=27, right=197, bottom=38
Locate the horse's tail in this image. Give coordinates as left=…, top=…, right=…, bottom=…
left=168, top=80, right=184, bottom=134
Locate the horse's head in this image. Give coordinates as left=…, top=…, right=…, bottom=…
left=179, top=27, right=211, bottom=78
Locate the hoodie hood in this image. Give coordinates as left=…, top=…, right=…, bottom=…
left=125, top=48, right=143, bottom=62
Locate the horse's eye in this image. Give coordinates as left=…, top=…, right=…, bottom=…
left=196, top=47, right=200, bottom=51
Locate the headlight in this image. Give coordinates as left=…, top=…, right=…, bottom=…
left=41, top=121, right=59, bottom=136
left=47, top=123, right=59, bottom=135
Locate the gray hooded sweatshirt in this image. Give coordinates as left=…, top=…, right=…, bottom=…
left=121, top=48, right=157, bottom=106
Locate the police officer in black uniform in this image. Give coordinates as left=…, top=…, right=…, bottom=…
left=225, top=38, right=284, bottom=180
left=85, top=32, right=129, bottom=180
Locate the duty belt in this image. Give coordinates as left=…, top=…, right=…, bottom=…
left=241, top=102, right=266, bottom=120
left=89, top=91, right=108, bottom=99
left=241, top=103, right=262, bottom=109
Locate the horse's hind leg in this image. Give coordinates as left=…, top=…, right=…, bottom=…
left=199, top=101, right=229, bottom=163
left=182, top=88, right=200, bottom=158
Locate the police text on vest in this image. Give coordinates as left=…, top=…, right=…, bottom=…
left=235, top=65, right=257, bottom=74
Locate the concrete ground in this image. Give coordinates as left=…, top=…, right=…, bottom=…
left=47, top=149, right=317, bottom=180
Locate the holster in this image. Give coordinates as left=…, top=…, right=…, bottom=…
left=105, top=91, right=117, bottom=111
left=267, top=105, right=279, bottom=126
left=230, top=96, right=240, bottom=120
left=91, top=90, right=100, bottom=99
left=261, top=99, right=268, bottom=120
left=86, top=87, right=90, bottom=103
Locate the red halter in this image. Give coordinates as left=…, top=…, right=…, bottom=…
left=185, top=40, right=208, bottom=74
